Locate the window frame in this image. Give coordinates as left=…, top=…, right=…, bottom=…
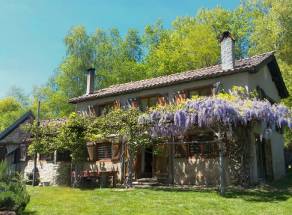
left=96, top=142, right=113, bottom=161
left=139, top=94, right=159, bottom=111
left=185, top=85, right=213, bottom=99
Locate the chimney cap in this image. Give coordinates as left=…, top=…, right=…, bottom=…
left=219, top=31, right=235, bottom=42
left=87, top=68, right=95, bottom=73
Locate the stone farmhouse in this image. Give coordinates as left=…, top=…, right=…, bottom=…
left=0, top=31, right=289, bottom=186
left=68, top=32, right=289, bottom=185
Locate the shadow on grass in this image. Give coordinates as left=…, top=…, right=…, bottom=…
left=138, top=170, right=292, bottom=203
left=224, top=170, right=292, bottom=202
left=23, top=210, right=38, bottom=215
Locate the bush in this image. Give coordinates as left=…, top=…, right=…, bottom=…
left=0, top=162, right=30, bottom=214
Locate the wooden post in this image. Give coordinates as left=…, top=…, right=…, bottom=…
left=218, top=133, right=226, bottom=196
left=120, top=137, right=125, bottom=185
left=32, top=100, right=40, bottom=186
left=171, top=143, right=175, bottom=185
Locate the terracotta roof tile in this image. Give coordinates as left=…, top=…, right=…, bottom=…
left=69, top=52, right=276, bottom=103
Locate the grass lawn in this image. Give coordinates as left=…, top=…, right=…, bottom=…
left=25, top=172, right=292, bottom=215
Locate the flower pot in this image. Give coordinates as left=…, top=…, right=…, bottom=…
left=86, top=142, right=96, bottom=161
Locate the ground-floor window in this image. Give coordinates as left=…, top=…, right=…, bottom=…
left=185, top=132, right=218, bottom=158
left=189, top=141, right=218, bottom=157
left=97, top=143, right=112, bottom=160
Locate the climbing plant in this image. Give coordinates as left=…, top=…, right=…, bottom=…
left=88, top=108, right=152, bottom=188
left=138, top=88, right=292, bottom=194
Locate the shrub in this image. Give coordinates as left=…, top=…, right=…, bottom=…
left=0, top=162, right=30, bottom=214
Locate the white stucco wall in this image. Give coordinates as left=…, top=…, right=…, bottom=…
left=248, top=65, right=281, bottom=102
left=75, top=71, right=250, bottom=113
left=270, top=131, right=286, bottom=179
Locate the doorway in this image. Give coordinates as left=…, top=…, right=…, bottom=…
left=256, top=136, right=273, bottom=181
left=142, top=147, right=153, bottom=178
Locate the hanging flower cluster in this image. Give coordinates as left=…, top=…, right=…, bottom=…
left=138, top=96, right=292, bottom=138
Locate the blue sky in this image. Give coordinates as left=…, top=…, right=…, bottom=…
left=0, top=0, right=239, bottom=98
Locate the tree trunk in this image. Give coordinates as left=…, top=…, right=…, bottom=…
left=32, top=153, right=37, bottom=186
left=126, top=151, right=134, bottom=188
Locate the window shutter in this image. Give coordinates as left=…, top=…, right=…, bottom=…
left=113, top=100, right=121, bottom=109
left=131, top=99, right=139, bottom=108
left=175, top=91, right=187, bottom=104
left=158, top=95, right=168, bottom=106
left=112, top=142, right=121, bottom=162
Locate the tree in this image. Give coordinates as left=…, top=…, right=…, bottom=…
left=243, top=0, right=292, bottom=147
left=0, top=97, right=26, bottom=132
left=6, top=86, right=30, bottom=107
left=145, top=22, right=219, bottom=77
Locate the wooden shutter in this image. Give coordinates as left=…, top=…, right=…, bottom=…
left=113, top=100, right=121, bottom=109
left=129, top=98, right=139, bottom=108
left=175, top=91, right=187, bottom=104
left=157, top=95, right=168, bottom=106
left=87, top=142, right=97, bottom=161
left=112, top=143, right=121, bottom=162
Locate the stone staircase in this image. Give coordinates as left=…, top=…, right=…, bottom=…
left=133, top=177, right=160, bottom=188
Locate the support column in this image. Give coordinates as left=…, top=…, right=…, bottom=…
left=218, top=139, right=226, bottom=195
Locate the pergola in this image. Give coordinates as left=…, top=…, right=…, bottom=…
left=138, top=96, right=292, bottom=195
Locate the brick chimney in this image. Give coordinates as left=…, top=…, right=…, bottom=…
left=220, top=31, right=235, bottom=71
left=86, top=68, right=95, bottom=95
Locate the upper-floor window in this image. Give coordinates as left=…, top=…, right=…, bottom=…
left=98, top=103, right=113, bottom=116
left=95, top=100, right=120, bottom=116
left=140, top=96, right=158, bottom=111
left=188, top=86, right=212, bottom=98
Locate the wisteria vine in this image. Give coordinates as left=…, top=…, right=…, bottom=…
left=138, top=97, right=292, bottom=138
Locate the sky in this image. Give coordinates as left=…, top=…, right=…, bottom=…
left=0, top=0, right=240, bottom=98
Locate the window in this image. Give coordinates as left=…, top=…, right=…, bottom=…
left=0, top=147, right=6, bottom=161
left=189, top=142, right=218, bottom=157
left=57, top=150, right=71, bottom=162
left=188, top=87, right=212, bottom=99
left=96, top=143, right=112, bottom=160
left=20, top=144, right=27, bottom=161
left=139, top=96, right=158, bottom=111
left=186, top=133, right=218, bottom=157
left=175, top=144, right=188, bottom=158
left=97, top=103, right=114, bottom=116
left=39, top=153, right=54, bottom=161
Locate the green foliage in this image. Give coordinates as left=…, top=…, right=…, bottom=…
left=0, top=162, right=30, bottom=213
left=56, top=113, right=88, bottom=162
left=98, top=108, right=151, bottom=153
left=145, top=23, right=220, bottom=77
left=0, top=97, right=27, bottom=132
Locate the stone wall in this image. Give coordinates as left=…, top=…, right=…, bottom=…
left=23, top=159, right=71, bottom=186
left=174, top=157, right=221, bottom=186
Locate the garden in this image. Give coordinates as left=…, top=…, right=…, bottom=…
left=24, top=170, right=292, bottom=215
left=1, top=88, right=292, bottom=214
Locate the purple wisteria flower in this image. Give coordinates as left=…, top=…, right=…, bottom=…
left=140, top=96, right=292, bottom=138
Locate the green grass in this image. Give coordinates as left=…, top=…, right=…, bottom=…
left=25, top=172, right=292, bottom=215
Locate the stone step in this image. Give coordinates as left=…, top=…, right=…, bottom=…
left=137, top=177, right=158, bottom=183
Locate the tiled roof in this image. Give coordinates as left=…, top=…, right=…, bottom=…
left=0, top=111, right=34, bottom=142
left=69, top=51, right=287, bottom=103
